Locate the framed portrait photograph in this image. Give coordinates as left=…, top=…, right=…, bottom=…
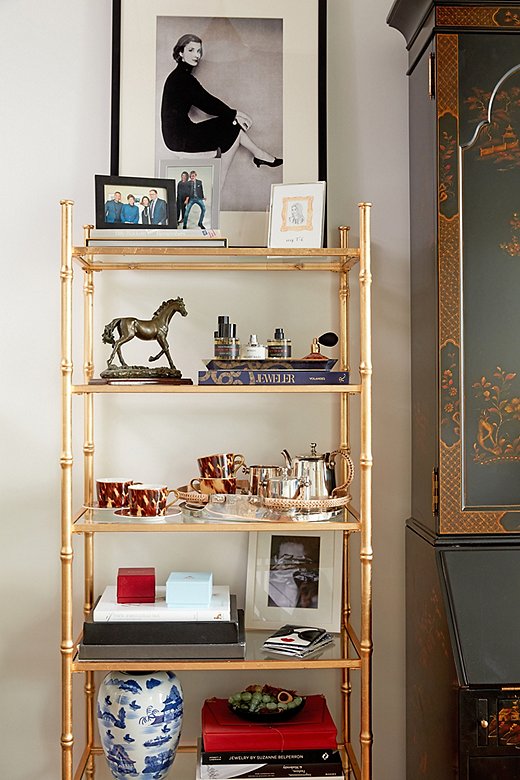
left=159, top=157, right=221, bottom=230
left=111, top=0, right=326, bottom=246
left=94, top=175, right=176, bottom=230
left=245, top=530, right=343, bottom=633
left=268, top=182, right=327, bottom=249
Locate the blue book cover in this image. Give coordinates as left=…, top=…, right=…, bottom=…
left=198, top=370, right=349, bottom=386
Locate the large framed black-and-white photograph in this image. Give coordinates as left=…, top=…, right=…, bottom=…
left=245, top=531, right=342, bottom=633
left=111, top=0, right=326, bottom=246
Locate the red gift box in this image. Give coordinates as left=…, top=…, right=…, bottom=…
left=116, top=567, right=155, bottom=604
left=201, top=694, right=337, bottom=751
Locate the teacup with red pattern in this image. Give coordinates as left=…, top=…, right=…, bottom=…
left=190, top=477, right=237, bottom=495
left=96, top=477, right=135, bottom=509
left=197, top=452, right=245, bottom=478
left=127, top=483, right=176, bottom=517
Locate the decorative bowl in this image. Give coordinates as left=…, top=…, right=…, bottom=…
left=228, top=684, right=306, bottom=722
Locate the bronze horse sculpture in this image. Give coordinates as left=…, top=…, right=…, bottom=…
left=102, top=297, right=187, bottom=371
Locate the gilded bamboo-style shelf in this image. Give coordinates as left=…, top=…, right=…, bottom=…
left=71, top=244, right=360, bottom=273
left=59, top=201, right=373, bottom=780
left=73, top=745, right=360, bottom=780
left=71, top=625, right=362, bottom=673
left=72, top=383, right=362, bottom=394
left=72, top=505, right=361, bottom=534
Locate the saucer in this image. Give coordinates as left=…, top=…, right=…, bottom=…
left=114, top=506, right=182, bottom=521
left=84, top=501, right=128, bottom=511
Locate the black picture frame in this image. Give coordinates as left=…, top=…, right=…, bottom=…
left=94, top=174, right=176, bottom=230
left=109, top=0, right=327, bottom=245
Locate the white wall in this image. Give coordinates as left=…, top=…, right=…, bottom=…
left=0, top=1, right=409, bottom=778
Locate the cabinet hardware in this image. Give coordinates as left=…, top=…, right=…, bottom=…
left=432, top=467, right=439, bottom=515
left=428, top=52, right=435, bottom=100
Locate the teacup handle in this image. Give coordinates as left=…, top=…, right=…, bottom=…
left=230, top=454, right=245, bottom=474
left=189, top=478, right=202, bottom=493
left=165, top=488, right=179, bottom=509
left=330, top=449, right=355, bottom=496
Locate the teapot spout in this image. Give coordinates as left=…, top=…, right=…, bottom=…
left=280, top=449, right=292, bottom=471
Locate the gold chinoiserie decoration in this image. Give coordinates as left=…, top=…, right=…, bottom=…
left=60, top=202, right=373, bottom=779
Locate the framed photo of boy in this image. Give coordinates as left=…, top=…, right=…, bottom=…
left=111, top=0, right=326, bottom=246
left=268, top=182, right=327, bottom=249
left=159, top=157, right=221, bottom=230
left=245, top=530, right=343, bottom=633
left=95, top=175, right=176, bottom=230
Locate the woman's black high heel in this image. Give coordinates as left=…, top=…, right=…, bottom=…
left=253, top=156, right=283, bottom=168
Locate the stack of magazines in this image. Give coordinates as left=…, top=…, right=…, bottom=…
left=262, top=625, right=334, bottom=658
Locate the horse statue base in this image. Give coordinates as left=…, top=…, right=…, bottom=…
left=100, top=365, right=193, bottom=384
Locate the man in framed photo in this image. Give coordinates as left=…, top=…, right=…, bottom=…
left=149, top=188, right=167, bottom=225
left=104, top=191, right=123, bottom=223
left=182, top=170, right=206, bottom=229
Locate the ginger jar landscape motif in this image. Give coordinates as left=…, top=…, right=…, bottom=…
left=97, top=670, right=183, bottom=779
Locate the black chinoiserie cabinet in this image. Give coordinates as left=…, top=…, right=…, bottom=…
left=387, top=2, right=520, bottom=778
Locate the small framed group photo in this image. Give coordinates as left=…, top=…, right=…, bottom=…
left=268, top=181, right=326, bottom=249
left=159, top=157, right=221, bottom=230
left=95, top=175, right=176, bottom=229
left=245, top=530, right=343, bottom=633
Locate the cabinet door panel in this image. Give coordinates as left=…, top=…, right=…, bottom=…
left=436, top=32, right=520, bottom=533
left=458, top=35, right=520, bottom=512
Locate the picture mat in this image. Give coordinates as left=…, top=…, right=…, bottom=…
left=118, top=0, right=320, bottom=245
left=269, top=181, right=326, bottom=248
left=159, top=158, right=220, bottom=230
left=245, top=531, right=342, bottom=633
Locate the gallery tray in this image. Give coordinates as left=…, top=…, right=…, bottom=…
left=204, top=358, right=338, bottom=371
left=174, top=481, right=250, bottom=506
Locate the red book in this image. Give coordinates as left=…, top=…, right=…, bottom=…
left=201, top=695, right=338, bottom=751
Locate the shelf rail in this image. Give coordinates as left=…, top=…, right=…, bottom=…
left=60, top=199, right=75, bottom=780
left=359, top=203, right=373, bottom=779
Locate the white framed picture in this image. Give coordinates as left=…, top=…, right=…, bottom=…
left=268, top=182, right=326, bottom=249
left=245, top=530, right=343, bottom=633
left=159, top=157, right=221, bottom=230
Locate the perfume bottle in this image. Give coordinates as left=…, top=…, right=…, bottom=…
left=213, top=315, right=240, bottom=359
left=267, top=327, right=292, bottom=359
left=241, top=334, right=267, bottom=360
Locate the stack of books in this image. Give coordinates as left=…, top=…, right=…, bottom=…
left=198, top=695, right=344, bottom=779
left=262, top=625, right=334, bottom=658
left=77, top=585, right=245, bottom=661
left=86, top=227, right=227, bottom=247
left=198, top=366, right=349, bottom=387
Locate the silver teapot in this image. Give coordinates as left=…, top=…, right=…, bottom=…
left=281, top=442, right=354, bottom=499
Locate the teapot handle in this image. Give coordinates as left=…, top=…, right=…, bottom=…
left=330, top=449, right=355, bottom=496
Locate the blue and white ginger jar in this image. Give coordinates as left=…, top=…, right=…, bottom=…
left=97, top=671, right=183, bottom=779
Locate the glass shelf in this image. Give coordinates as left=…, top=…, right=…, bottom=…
left=75, top=745, right=354, bottom=780
left=72, top=245, right=360, bottom=273
left=72, top=629, right=360, bottom=673
left=72, top=383, right=362, bottom=395
left=72, top=504, right=360, bottom=534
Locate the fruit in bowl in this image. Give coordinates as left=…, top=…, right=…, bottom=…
left=228, top=684, right=305, bottom=722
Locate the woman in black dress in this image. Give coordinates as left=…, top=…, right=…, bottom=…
left=161, top=34, right=282, bottom=184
